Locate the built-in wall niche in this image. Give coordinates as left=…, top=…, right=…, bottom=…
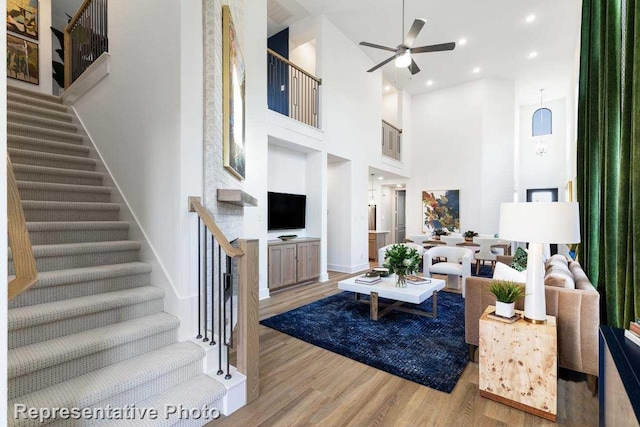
left=267, top=143, right=323, bottom=242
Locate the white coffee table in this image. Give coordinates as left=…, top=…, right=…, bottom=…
left=338, top=275, right=446, bottom=321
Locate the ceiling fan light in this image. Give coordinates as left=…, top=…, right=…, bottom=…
left=395, top=50, right=412, bottom=68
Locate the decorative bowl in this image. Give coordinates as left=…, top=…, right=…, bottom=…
left=278, top=235, right=297, bottom=241
left=373, top=267, right=390, bottom=277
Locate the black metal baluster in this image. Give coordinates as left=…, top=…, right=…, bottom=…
left=214, top=234, right=220, bottom=345
left=203, top=230, right=209, bottom=343
left=225, top=255, right=232, bottom=380
left=196, top=218, right=202, bottom=339
left=217, top=244, right=223, bottom=376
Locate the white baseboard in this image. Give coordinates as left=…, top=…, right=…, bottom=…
left=327, top=263, right=370, bottom=274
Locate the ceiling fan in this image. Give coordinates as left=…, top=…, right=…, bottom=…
left=359, top=0, right=455, bottom=75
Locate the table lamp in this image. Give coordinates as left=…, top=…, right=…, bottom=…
left=499, top=202, right=581, bottom=323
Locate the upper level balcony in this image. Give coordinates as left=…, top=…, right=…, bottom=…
left=268, top=48, right=321, bottom=129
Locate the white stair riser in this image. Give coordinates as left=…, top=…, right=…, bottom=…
left=23, top=207, right=119, bottom=222
left=10, top=272, right=151, bottom=309
left=19, top=188, right=110, bottom=203
left=14, top=170, right=103, bottom=186
left=9, top=329, right=178, bottom=399
left=8, top=138, right=90, bottom=158
left=7, top=93, right=68, bottom=112
left=27, top=228, right=129, bottom=245
left=11, top=155, right=96, bottom=172
left=9, top=299, right=164, bottom=349
left=9, top=249, right=139, bottom=274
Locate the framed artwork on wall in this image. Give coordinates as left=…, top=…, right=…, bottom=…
left=7, top=33, right=39, bottom=84
left=7, top=0, right=38, bottom=40
left=222, top=5, right=246, bottom=180
left=422, top=190, right=460, bottom=233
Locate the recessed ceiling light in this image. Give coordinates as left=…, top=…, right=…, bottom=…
left=525, top=14, right=536, bottom=23
left=426, top=80, right=434, bottom=86
left=378, top=176, right=384, bottom=180
left=458, top=38, right=467, bottom=46
left=528, top=51, right=538, bottom=59
left=384, top=85, right=391, bottom=91
left=473, top=67, right=481, bottom=73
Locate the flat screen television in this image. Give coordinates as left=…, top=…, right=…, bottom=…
left=268, top=192, right=306, bottom=231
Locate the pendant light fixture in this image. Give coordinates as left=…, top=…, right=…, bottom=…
left=369, top=174, right=376, bottom=205
left=535, top=89, right=548, bottom=157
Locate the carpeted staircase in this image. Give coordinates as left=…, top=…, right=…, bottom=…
left=6, top=85, right=225, bottom=426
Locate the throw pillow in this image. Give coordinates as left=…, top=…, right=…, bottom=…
left=511, top=247, right=528, bottom=271
left=544, top=265, right=576, bottom=289
left=493, top=262, right=527, bottom=284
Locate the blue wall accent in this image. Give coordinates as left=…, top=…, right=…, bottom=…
left=268, top=28, right=289, bottom=116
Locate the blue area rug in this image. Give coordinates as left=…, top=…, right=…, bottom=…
left=474, top=264, right=493, bottom=278
left=260, top=291, right=468, bottom=393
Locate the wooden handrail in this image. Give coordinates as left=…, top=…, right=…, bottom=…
left=188, top=197, right=244, bottom=258
left=7, top=155, right=38, bottom=300
left=267, top=48, right=322, bottom=85
left=382, top=119, right=402, bottom=133
left=64, top=0, right=93, bottom=33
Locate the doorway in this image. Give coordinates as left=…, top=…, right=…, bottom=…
left=526, top=188, right=558, bottom=203
left=395, top=190, right=406, bottom=243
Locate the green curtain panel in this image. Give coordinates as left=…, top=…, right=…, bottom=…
left=577, top=0, right=639, bottom=328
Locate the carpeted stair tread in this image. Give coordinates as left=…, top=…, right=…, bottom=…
left=8, top=312, right=179, bottom=380
left=27, top=221, right=129, bottom=232
left=8, top=286, right=164, bottom=331
left=7, top=92, right=68, bottom=113
left=10, top=149, right=96, bottom=170
left=17, top=181, right=108, bottom=196
left=7, top=101, right=73, bottom=123
left=111, top=374, right=227, bottom=427
left=8, top=135, right=90, bottom=157
left=8, top=123, right=83, bottom=144
left=7, top=342, right=205, bottom=427
left=8, top=85, right=63, bottom=103
left=8, top=112, right=78, bottom=133
left=22, top=200, right=120, bottom=211
left=10, top=240, right=140, bottom=260
left=13, top=164, right=103, bottom=179
left=9, top=262, right=151, bottom=290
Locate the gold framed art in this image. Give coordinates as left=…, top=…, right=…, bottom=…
left=7, top=0, right=38, bottom=40
left=222, top=5, right=246, bottom=180
left=7, top=33, right=38, bottom=84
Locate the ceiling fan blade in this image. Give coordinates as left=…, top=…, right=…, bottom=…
left=411, top=42, right=456, bottom=54
left=359, top=41, right=397, bottom=53
left=408, top=59, right=420, bottom=75
left=403, top=19, right=426, bottom=47
left=367, top=54, right=397, bottom=73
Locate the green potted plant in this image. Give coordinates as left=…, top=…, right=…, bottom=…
left=433, top=229, right=448, bottom=240
left=489, top=280, right=526, bottom=318
left=382, top=244, right=421, bottom=288
left=463, top=230, right=479, bottom=242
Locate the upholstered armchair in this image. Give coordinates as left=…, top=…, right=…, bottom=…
left=423, top=246, right=473, bottom=297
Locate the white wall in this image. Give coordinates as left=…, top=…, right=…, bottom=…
left=382, top=92, right=399, bottom=127
left=7, top=0, right=52, bottom=94
left=518, top=98, right=568, bottom=200
left=73, top=0, right=183, bottom=288
left=407, top=79, right=515, bottom=236
left=327, top=160, right=352, bottom=271
left=289, top=41, right=316, bottom=75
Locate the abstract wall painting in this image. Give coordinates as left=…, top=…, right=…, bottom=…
left=422, top=190, right=460, bottom=233
left=7, top=0, right=38, bottom=39
left=222, top=5, right=246, bottom=180
left=7, top=33, right=39, bottom=84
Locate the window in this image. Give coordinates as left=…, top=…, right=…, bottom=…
left=532, top=108, right=552, bottom=136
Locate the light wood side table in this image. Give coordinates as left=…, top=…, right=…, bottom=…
left=478, top=306, right=558, bottom=422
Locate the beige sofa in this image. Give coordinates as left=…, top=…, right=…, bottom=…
left=465, top=255, right=600, bottom=384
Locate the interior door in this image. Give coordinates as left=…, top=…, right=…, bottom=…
left=395, top=190, right=406, bottom=243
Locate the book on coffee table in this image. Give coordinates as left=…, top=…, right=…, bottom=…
left=406, top=275, right=431, bottom=285
left=355, top=275, right=381, bottom=285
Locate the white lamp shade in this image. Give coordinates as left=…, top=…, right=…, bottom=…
left=499, top=202, right=581, bottom=244
left=395, top=51, right=411, bottom=68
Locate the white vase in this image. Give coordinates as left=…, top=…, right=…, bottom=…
left=495, top=301, right=515, bottom=318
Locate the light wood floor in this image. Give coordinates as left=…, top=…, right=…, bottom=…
left=212, top=271, right=598, bottom=427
